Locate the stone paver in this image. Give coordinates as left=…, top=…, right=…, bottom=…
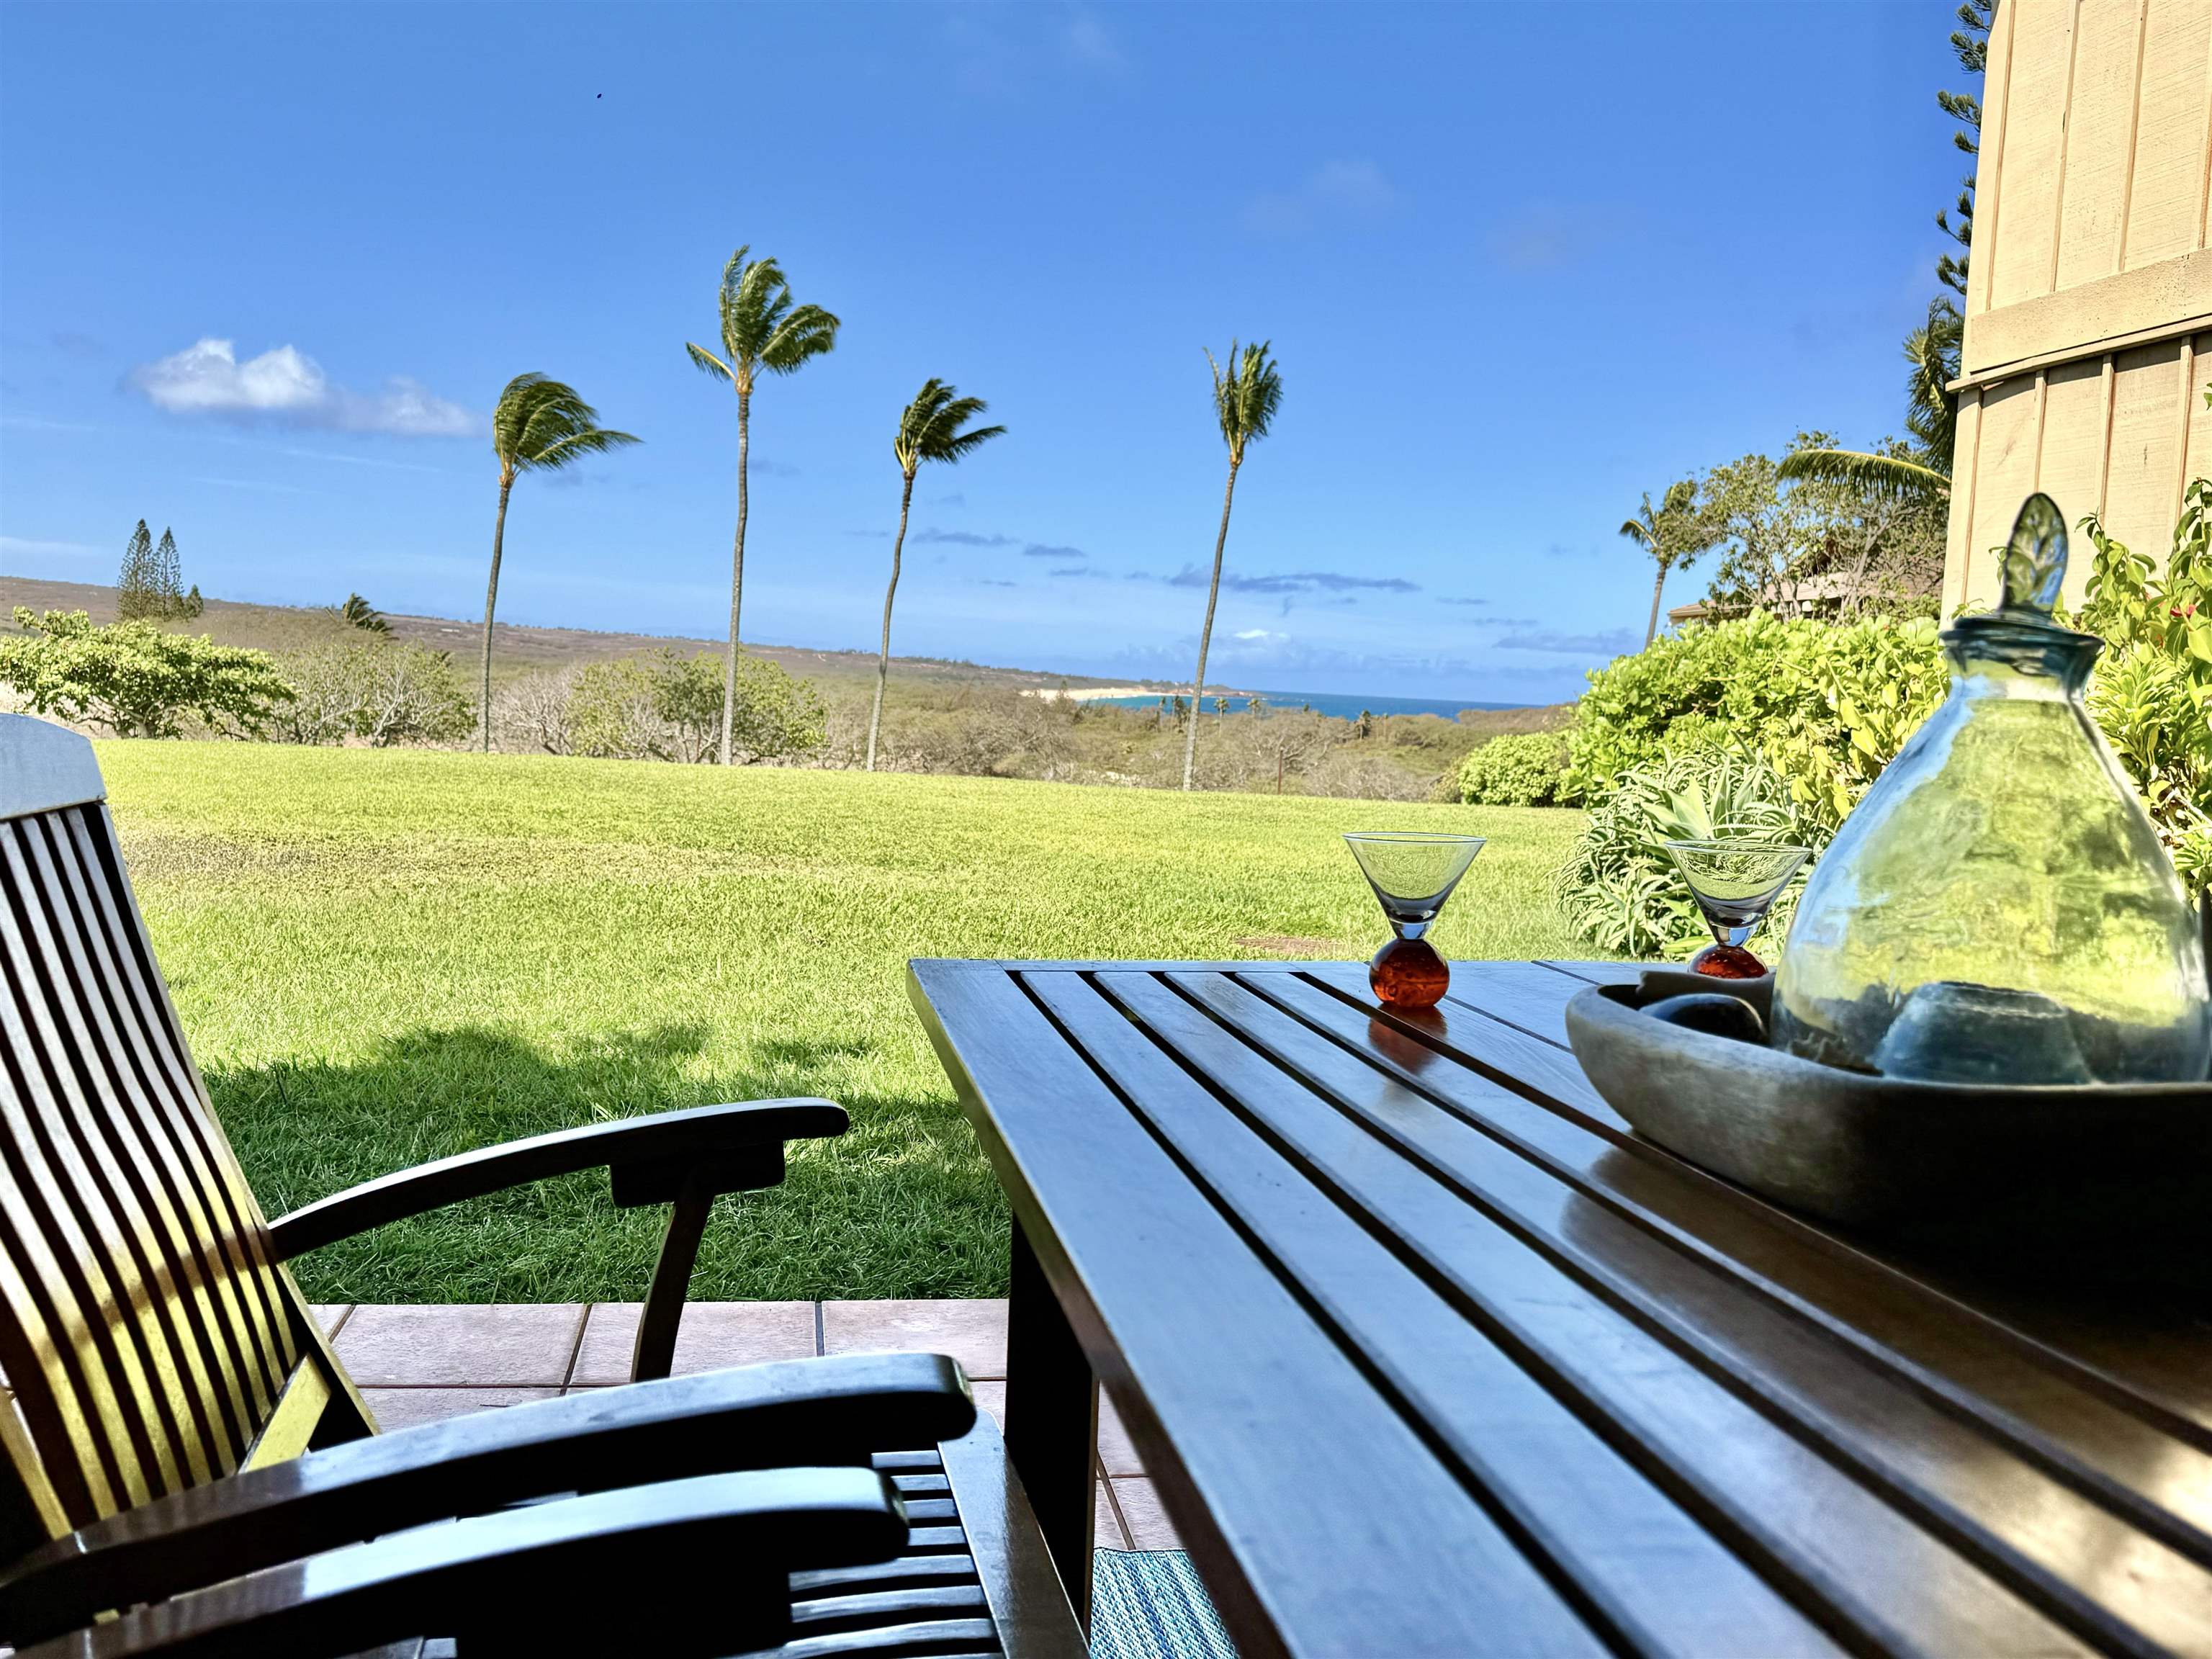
left=326, top=1300, right=1165, bottom=1552
left=568, top=1300, right=817, bottom=1385
left=820, top=1298, right=1007, bottom=1379
left=361, top=1386, right=559, bottom=1431
left=336, top=1303, right=586, bottom=1387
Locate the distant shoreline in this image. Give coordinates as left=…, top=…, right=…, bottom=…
left=1022, top=684, right=1247, bottom=702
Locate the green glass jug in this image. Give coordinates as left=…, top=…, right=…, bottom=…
left=1773, top=493, right=2211, bottom=1084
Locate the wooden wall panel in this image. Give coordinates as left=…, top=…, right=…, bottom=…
left=2037, top=357, right=2110, bottom=526
left=1965, top=0, right=2017, bottom=323
left=2187, top=331, right=2212, bottom=487
left=1964, top=377, right=2044, bottom=610
left=2100, top=339, right=2185, bottom=555
left=2120, top=0, right=2212, bottom=270
left=1989, top=0, right=2080, bottom=307
left=2054, top=0, right=2149, bottom=289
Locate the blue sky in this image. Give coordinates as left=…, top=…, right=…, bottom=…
left=0, top=1, right=1960, bottom=705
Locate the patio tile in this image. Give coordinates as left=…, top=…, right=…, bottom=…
left=970, top=1378, right=1006, bottom=1430
left=567, top=1300, right=817, bottom=1385
left=1109, top=1477, right=1182, bottom=1551
left=1095, top=1475, right=1129, bottom=1550
left=820, top=1299, right=1007, bottom=1380
left=361, top=1387, right=559, bottom=1432
left=336, top=1304, right=586, bottom=1387
left=311, top=1304, right=353, bottom=1337
left=1097, top=1391, right=1146, bottom=1478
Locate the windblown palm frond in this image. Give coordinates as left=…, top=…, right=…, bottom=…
left=684, top=343, right=734, bottom=384
left=1903, top=302, right=1962, bottom=460
left=1207, top=340, right=1284, bottom=464
left=493, top=374, right=639, bottom=474
left=688, top=245, right=842, bottom=390
left=1777, top=447, right=1951, bottom=504
left=894, top=379, right=1007, bottom=473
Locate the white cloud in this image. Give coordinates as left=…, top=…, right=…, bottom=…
left=1244, top=161, right=1402, bottom=238
left=129, top=338, right=481, bottom=438
left=1233, top=628, right=1282, bottom=641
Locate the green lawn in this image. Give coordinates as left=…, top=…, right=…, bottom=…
left=104, top=742, right=1590, bottom=1303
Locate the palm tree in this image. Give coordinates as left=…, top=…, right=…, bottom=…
left=685, top=246, right=840, bottom=765
left=482, top=374, right=638, bottom=750
left=868, top=379, right=1006, bottom=772
left=1778, top=302, right=1961, bottom=505
left=1183, top=340, right=1284, bottom=792
left=1619, top=478, right=1709, bottom=647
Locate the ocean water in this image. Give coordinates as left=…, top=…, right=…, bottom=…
left=1094, top=689, right=1529, bottom=721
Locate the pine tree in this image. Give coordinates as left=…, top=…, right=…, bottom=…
left=151, top=528, right=186, bottom=616
left=1934, top=0, right=1993, bottom=303
left=117, top=521, right=159, bottom=620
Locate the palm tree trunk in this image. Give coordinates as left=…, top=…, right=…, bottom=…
left=1643, top=559, right=1668, bottom=649
left=868, top=470, right=915, bottom=773
left=480, top=476, right=513, bottom=752
left=719, top=388, right=752, bottom=767
left=1182, top=458, right=1241, bottom=792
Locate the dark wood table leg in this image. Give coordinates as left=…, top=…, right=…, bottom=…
left=1004, top=1212, right=1097, bottom=1627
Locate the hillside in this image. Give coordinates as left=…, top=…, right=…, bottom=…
left=0, top=575, right=1162, bottom=694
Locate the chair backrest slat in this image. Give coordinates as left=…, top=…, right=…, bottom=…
left=51, top=811, right=294, bottom=1413
left=0, top=719, right=307, bottom=1529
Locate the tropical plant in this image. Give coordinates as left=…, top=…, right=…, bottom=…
left=338, top=593, right=391, bottom=634
left=1183, top=339, right=1283, bottom=791
left=482, top=374, right=639, bottom=750
left=1618, top=478, right=1712, bottom=647
left=0, top=608, right=289, bottom=737
left=1457, top=732, right=1570, bottom=807
left=685, top=245, right=840, bottom=765
left=1777, top=304, right=1959, bottom=505
left=1554, top=746, right=1833, bottom=956
left=2079, top=480, right=2212, bottom=894
left=868, top=379, right=1006, bottom=771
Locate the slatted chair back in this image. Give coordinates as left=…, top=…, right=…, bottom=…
left=0, top=716, right=360, bottom=1555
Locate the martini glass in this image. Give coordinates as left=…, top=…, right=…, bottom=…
left=1663, top=839, right=1812, bottom=979
left=1344, top=832, right=1487, bottom=1010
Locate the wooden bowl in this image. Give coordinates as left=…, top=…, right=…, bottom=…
left=1564, top=975, right=2212, bottom=1282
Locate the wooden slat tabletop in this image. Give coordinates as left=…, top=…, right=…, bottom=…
left=907, top=958, right=2212, bottom=1659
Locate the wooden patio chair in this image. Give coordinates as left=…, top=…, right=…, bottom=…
left=0, top=714, right=1081, bottom=1658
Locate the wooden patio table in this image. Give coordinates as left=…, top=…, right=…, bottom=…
left=907, top=956, right=2212, bottom=1659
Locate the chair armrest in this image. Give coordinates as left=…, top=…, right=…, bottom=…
left=0, top=1352, right=971, bottom=1646
left=267, top=1097, right=848, bottom=1257
left=18, top=1465, right=907, bottom=1659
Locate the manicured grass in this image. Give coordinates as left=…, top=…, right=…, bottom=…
left=104, top=742, right=1590, bottom=1302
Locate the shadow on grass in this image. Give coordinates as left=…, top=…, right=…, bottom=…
left=203, top=1024, right=1005, bottom=1305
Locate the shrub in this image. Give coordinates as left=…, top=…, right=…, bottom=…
left=0, top=608, right=289, bottom=738
left=2079, top=481, right=2212, bottom=894
left=494, top=669, right=580, bottom=756
left=1565, top=611, right=1948, bottom=827
left=1457, top=732, right=1569, bottom=806
left=567, top=649, right=824, bottom=765
left=1555, top=746, right=1833, bottom=957
left=277, top=640, right=474, bottom=747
